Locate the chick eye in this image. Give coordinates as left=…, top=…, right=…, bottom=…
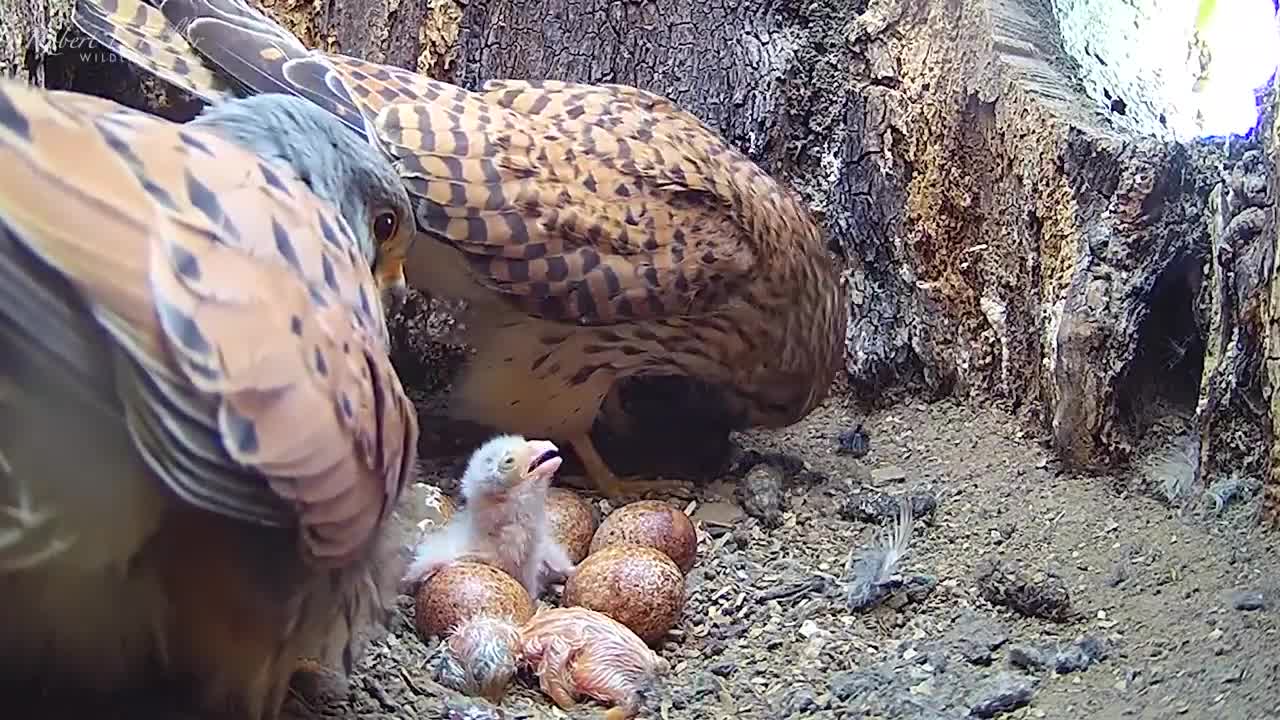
left=373, top=210, right=398, bottom=244
left=499, top=456, right=516, bottom=473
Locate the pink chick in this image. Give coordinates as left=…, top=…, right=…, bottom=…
left=519, top=606, right=671, bottom=719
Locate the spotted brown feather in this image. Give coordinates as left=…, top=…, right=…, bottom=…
left=74, top=0, right=416, bottom=300
left=72, top=0, right=847, bottom=500
left=370, top=89, right=755, bottom=326
left=0, top=80, right=416, bottom=565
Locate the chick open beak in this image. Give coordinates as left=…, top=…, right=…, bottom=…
left=524, top=440, right=563, bottom=484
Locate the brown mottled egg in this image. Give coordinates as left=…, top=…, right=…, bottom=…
left=414, top=561, right=534, bottom=640
left=590, top=499, right=698, bottom=574
left=547, top=487, right=597, bottom=563
left=562, top=543, right=685, bottom=645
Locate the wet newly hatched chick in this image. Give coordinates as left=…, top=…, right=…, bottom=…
left=435, top=615, right=522, bottom=703
left=519, top=606, right=671, bottom=720
left=74, top=0, right=848, bottom=501
left=403, top=435, right=575, bottom=598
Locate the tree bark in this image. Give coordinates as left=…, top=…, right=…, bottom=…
left=447, top=0, right=1228, bottom=474
left=1259, top=87, right=1280, bottom=525
left=2, top=0, right=72, bottom=80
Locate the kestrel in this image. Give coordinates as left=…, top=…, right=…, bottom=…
left=75, top=0, right=848, bottom=499
left=0, top=79, right=418, bottom=719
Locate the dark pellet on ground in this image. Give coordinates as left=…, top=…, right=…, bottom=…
left=1054, top=635, right=1106, bottom=673
left=975, top=557, right=1073, bottom=622
left=736, top=463, right=787, bottom=528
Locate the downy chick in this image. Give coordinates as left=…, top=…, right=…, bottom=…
left=404, top=435, right=575, bottom=599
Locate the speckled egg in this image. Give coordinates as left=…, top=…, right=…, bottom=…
left=414, top=561, right=534, bottom=640
left=547, top=488, right=597, bottom=563
left=562, top=543, right=685, bottom=645
left=590, top=499, right=698, bottom=574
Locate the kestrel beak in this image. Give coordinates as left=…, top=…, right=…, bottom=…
left=523, top=440, right=563, bottom=485
left=375, top=260, right=408, bottom=314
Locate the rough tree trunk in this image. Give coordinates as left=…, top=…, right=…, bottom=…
left=446, top=0, right=1272, bottom=518
left=2, top=0, right=71, bottom=80
left=1260, top=89, right=1280, bottom=523
left=7, top=0, right=1277, bottom=520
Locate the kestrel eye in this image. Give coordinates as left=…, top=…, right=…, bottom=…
left=499, top=456, right=516, bottom=472
left=373, top=210, right=398, bottom=244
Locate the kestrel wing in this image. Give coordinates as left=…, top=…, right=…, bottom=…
left=370, top=78, right=768, bottom=325
left=162, top=0, right=369, bottom=134
left=0, top=81, right=416, bottom=565
left=74, top=0, right=370, bottom=136
left=324, top=54, right=450, bottom=113
left=73, top=0, right=238, bottom=104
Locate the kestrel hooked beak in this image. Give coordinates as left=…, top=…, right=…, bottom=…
left=375, top=257, right=409, bottom=313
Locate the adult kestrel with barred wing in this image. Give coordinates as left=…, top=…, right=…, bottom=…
left=0, top=78, right=418, bottom=719
left=75, top=0, right=848, bottom=499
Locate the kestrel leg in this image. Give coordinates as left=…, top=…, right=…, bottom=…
left=567, top=434, right=694, bottom=500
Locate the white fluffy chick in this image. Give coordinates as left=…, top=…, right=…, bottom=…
left=403, top=435, right=576, bottom=599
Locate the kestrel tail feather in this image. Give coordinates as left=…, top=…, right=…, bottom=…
left=158, top=0, right=305, bottom=46
left=73, top=0, right=236, bottom=103
left=173, top=12, right=369, bottom=133
left=74, top=0, right=372, bottom=137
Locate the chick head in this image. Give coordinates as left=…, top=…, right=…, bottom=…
left=460, top=434, right=562, bottom=504
left=437, top=615, right=521, bottom=703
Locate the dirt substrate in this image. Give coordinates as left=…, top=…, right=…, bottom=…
left=288, top=398, right=1279, bottom=720
left=12, top=398, right=1275, bottom=720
